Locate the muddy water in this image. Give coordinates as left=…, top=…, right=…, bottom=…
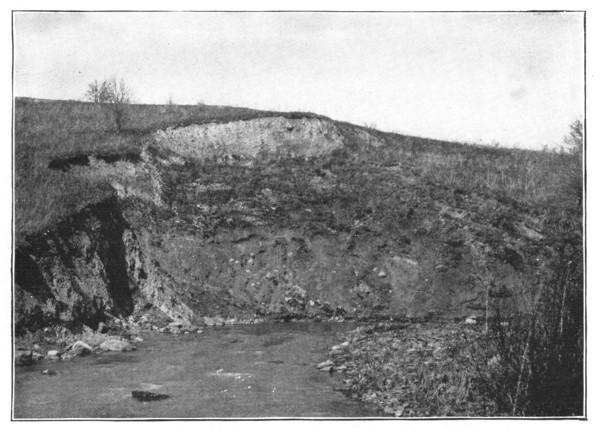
left=14, top=322, right=380, bottom=418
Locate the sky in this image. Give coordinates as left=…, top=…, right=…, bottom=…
left=13, top=11, right=584, bottom=149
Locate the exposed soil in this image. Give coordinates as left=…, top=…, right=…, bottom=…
left=15, top=116, right=558, bottom=336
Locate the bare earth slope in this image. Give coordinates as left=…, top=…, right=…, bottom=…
left=15, top=108, right=567, bottom=334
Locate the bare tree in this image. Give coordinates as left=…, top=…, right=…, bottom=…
left=86, top=79, right=109, bottom=103
left=85, top=77, right=134, bottom=131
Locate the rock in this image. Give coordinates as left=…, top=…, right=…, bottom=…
left=132, top=390, right=169, bottom=402
left=100, top=339, right=135, bottom=352
left=383, top=406, right=396, bottom=415
left=180, top=325, right=199, bottom=333
left=40, top=369, right=57, bottom=376
left=33, top=344, right=41, bottom=351
left=320, top=302, right=333, bottom=314
left=47, top=350, right=61, bottom=360
left=68, top=341, right=92, bottom=357
left=15, top=350, right=44, bottom=365
left=316, top=360, right=334, bottom=371
left=487, top=355, right=501, bottom=368
left=465, top=317, right=477, bottom=325
left=335, top=305, right=347, bottom=316
left=97, top=322, right=109, bottom=334
left=378, top=270, right=387, bottom=278
left=290, top=285, right=307, bottom=299
left=435, top=264, right=449, bottom=273
left=168, top=321, right=183, bottom=329
left=15, top=351, right=34, bottom=366
left=32, top=351, right=45, bottom=361
left=132, top=336, right=144, bottom=343
left=204, top=316, right=216, bottom=326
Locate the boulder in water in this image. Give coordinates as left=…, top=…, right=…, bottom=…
left=68, top=341, right=93, bottom=356
left=47, top=350, right=61, bottom=360
left=132, top=390, right=169, bottom=402
left=100, top=339, right=135, bottom=352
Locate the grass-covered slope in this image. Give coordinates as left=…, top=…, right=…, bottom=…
left=14, top=98, right=323, bottom=238
left=15, top=97, right=579, bottom=241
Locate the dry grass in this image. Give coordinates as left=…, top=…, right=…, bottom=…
left=14, top=98, right=321, bottom=241
left=14, top=97, right=581, bottom=242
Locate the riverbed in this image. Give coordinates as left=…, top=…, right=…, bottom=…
left=13, top=322, right=381, bottom=418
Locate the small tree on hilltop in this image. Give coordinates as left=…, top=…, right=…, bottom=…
left=85, top=77, right=134, bottom=131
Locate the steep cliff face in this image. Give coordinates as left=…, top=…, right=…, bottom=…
left=15, top=197, right=140, bottom=332
left=14, top=196, right=193, bottom=334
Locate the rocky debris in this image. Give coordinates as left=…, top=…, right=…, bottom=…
left=46, top=350, right=61, bottom=360
left=327, top=323, right=488, bottom=417
left=320, top=302, right=334, bottom=315
left=316, top=359, right=335, bottom=372
left=132, top=390, right=169, bottom=402
left=15, top=350, right=44, bottom=366
left=435, top=264, right=449, bottom=273
left=335, top=306, right=348, bottom=317
left=100, top=339, right=136, bottom=352
left=204, top=316, right=225, bottom=327
left=97, top=322, right=109, bottom=334
left=162, top=321, right=203, bottom=334
left=64, top=341, right=92, bottom=358
left=330, top=341, right=350, bottom=354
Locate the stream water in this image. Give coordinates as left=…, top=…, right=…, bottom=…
left=14, top=322, right=381, bottom=419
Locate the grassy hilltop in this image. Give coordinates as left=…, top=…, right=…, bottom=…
left=15, top=97, right=580, bottom=240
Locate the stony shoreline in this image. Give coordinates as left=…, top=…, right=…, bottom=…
left=318, top=321, right=495, bottom=417
left=14, top=311, right=369, bottom=367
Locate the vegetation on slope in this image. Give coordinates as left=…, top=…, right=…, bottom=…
left=14, top=98, right=584, bottom=417
left=15, top=97, right=580, bottom=240
left=14, top=97, right=323, bottom=239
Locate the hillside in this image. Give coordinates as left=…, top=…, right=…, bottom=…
left=14, top=97, right=582, bottom=330
left=13, top=98, right=583, bottom=416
